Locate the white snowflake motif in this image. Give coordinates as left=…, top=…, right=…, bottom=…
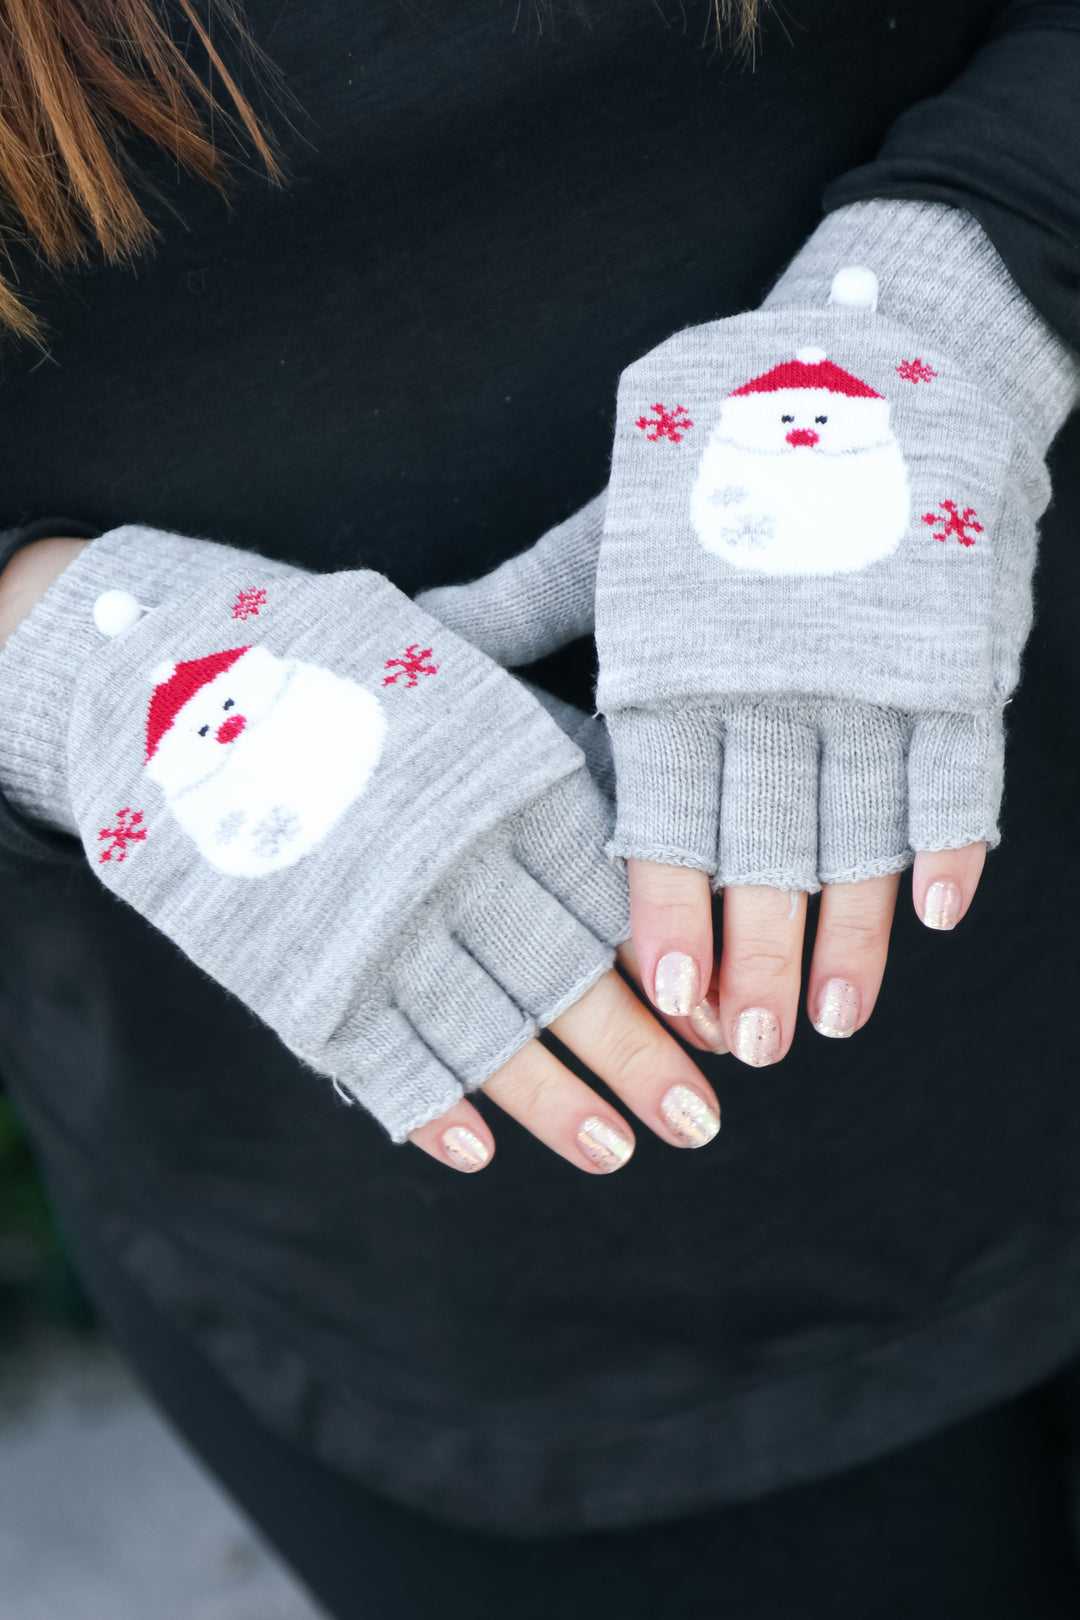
left=708, top=485, right=747, bottom=508
left=721, top=514, right=775, bottom=551
left=250, top=806, right=302, bottom=859
left=214, top=809, right=246, bottom=846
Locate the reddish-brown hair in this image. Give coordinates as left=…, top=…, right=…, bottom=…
left=0, top=0, right=278, bottom=338
left=0, top=0, right=759, bottom=338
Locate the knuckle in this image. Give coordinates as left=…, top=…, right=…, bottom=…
left=657, top=895, right=706, bottom=930
left=729, top=940, right=796, bottom=980
left=632, top=863, right=709, bottom=912
left=600, top=1021, right=656, bottom=1084
left=485, top=1049, right=551, bottom=1117
left=567, top=985, right=655, bottom=1080
left=821, top=914, right=883, bottom=957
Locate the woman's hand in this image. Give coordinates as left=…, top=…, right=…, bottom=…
left=629, top=848, right=986, bottom=1067
left=409, top=946, right=721, bottom=1172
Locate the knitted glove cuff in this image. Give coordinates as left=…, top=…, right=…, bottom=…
left=0, top=526, right=297, bottom=832
left=764, top=201, right=1080, bottom=452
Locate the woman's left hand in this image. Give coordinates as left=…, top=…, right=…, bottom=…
left=630, top=845, right=986, bottom=1066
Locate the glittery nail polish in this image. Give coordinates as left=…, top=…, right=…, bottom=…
left=577, top=1116, right=634, bottom=1172
left=688, top=998, right=727, bottom=1054
left=923, top=880, right=962, bottom=931
left=812, top=978, right=859, bottom=1039
left=732, top=1006, right=780, bottom=1067
left=441, top=1125, right=490, bottom=1172
left=654, top=951, right=698, bottom=1017
left=661, top=1084, right=720, bottom=1147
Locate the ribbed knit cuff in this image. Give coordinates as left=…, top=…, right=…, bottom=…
left=763, top=200, right=1080, bottom=453
left=0, top=525, right=297, bottom=832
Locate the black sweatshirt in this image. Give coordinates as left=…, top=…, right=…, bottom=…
left=1, top=0, right=1079, bottom=1535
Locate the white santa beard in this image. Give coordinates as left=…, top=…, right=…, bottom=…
left=163, top=661, right=386, bottom=878
left=690, top=435, right=911, bottom=576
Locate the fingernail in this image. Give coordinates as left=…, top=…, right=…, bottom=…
left=441, top=1126, right=490, bottom=1172
left=688, top=998, right=728, bottom=1054
left=732, top=1007, right=781, bottom=1068
left=812, top=978, right=860, bottom=1039
left=922, top=880, right=962, bottom=931
left=577, top=1116, right=634, bottom=1172
left=654, top=951, right=698, bottom=1017
left=661, top=1083, right=720, bottom=1147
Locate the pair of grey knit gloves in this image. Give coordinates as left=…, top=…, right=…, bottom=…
left=1, top=201, right=1075, bottom=1142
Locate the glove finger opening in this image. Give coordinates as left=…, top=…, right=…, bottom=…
left=606, top=706, right=723, bottom=875
left=325, top=1004, right=463, bottom=1144
left=717, top=703, right=819, bottom=891
left=392, top=926, right=535, bottom=1091
left=908, top=710, right=1004, bottom=853
left=818, top=703, right=911, bottom=886
left=511, top=770, right=628, bottom=947
left=452, top=844, right=614, bottom=1027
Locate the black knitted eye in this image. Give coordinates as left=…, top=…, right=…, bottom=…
left=223, top=698, right=235, bottom=710
left=198, top=725, right=209, bottom=737
left=815, top=415, right=828, bottom=424
left=781, top=414, right=794, bottom=423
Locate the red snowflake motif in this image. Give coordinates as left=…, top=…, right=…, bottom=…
left=97, top=807, right=147, bottom=864
left=635, top=403, right=694, bottom=443
left=895, top=358, right=937, bottom=385
left=383, top=645, right=439, bottom=688
left=922, top=500, right=983, bottom=548
left=231, top=588, right=267, bottom=621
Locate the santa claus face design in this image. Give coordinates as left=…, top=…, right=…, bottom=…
left=689, top=348, right=911, bottom=575
left=145, top=644, right=386, bottom=877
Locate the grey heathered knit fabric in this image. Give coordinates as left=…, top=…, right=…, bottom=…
left=0, top=526, right=299, bottom=831
left=416, top=492, right=605, bottom=666
left=600, top=200, right=1079, bottom=887
left=0, top=528, right=628, bottom=1141
left=424, top=202, right=1080, bottom=890
left=520, top=681, right=616, bottom=802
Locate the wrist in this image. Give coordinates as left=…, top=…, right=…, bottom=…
left=0, top=538, right=90, bottom=650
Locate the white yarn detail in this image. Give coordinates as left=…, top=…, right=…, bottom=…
left=92, top=589, right=146, bottom=637
left=794, top=345, right=828, bottom=364
left=827, top=265, right=879, bottom=311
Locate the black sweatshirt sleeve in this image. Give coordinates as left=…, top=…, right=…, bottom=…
left=825, top=0, right=1080, bottom=351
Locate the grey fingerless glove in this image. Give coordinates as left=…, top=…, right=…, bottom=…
left=0, top=527, right=628, bottom=1141
left=423, top=200, right=1080, bottom=890
left=601, top=200, right=1079, bottom=887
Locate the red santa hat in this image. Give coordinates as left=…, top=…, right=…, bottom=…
left=146, top=647, right=250, bottom=761
left=730, top=346, right=882, bottom=400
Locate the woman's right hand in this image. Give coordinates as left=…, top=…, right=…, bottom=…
left=4, top=526, right=725, bottom=1156
left=409, top=943, right=722, bottom=1173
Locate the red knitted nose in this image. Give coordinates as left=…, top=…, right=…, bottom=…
left=216, top=714, right=246, bottom=744
left=786, top=428, right=820, bottom=448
